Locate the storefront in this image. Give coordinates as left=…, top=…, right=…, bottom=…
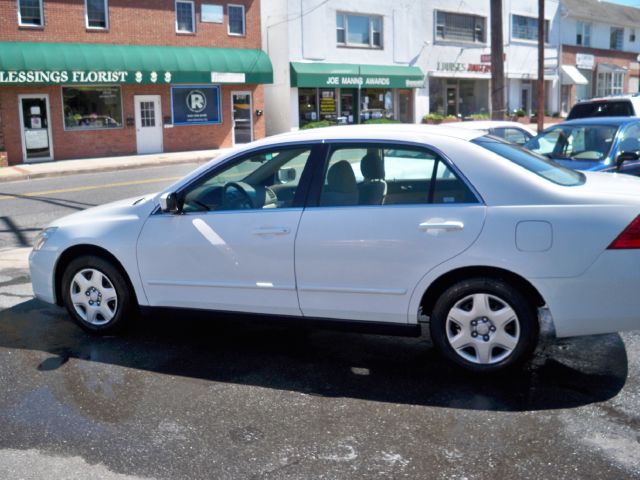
left=0, top=42, right=273, bottom=165
left=289, top=62, right=424, bottom=128
left=427, top=60, right=491, bottom=118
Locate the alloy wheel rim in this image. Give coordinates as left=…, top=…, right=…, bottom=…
left=70, top=268, right=118, bottom=326
left=445, top=293, right=520, bottom=365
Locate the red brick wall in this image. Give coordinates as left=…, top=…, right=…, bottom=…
left=0, top=0, right=260, bottom=48
left=1, top=83, right=264, bottom=165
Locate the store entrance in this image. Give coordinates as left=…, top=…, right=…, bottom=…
left=232, top=92, right=253, bottom=145
left=134, top=95, right=163, bottom=154
left=339, top=90, right=356, bottom=124
left=446, top=86, right=458, bottom=117
left=19, top=94, right=53, bottom=162
left=398, top=90, right=413, bottom=123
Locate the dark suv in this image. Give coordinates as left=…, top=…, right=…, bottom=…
left=567, top=95, right=640, bottom=120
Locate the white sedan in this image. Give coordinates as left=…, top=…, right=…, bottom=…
left=446, top=120, right=537, bottom=145
left=29, top=125, right=640, bottom=372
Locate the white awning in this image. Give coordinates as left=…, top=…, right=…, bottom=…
left=597, top=63, right=627, bottom=74
left=561, top=65, right=588, bottom=85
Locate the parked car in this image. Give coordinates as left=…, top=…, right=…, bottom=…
left=524, top=117, right=640, bottom=175
left=567, top=94, right=640, bottom=120
left=446, top=120, right=536, bottom=145
left=30, top=125, right=640, bottom=372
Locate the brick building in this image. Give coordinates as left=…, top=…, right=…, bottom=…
left=560, top=0, right=640, bottom=114
left=0, top=0, right=272, bottom=165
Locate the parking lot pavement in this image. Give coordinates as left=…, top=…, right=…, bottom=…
left=0, top=249, right=639, bottom=479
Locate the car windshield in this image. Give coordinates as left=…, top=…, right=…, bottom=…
left=567, top=100, right=633, bottom=119
left=473, top=136, right=585, bottom=186
left=524, top=124, right=618, bottom=162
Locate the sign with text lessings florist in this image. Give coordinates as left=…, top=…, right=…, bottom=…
left=0, top=70, right=175, bottom=84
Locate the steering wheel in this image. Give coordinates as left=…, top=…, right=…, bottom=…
left=223, top=181, right=256, bottom=209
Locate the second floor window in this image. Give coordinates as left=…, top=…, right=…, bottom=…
left=18, top=0, right=43, bottom=27
left=336, top=13, right=382, bottom=49
left=610, top=27, right=624, bottom=50
left=512, top=15, right=549, bottom=43
left=228, top=4, right=245, bottom=36
left=435, top=11, right=485, bottom=43
left=176, top=0, right=195, bottom=33
left=86, top=0, right=108, bottom=29
left=576, top=21, right=591, bottom=47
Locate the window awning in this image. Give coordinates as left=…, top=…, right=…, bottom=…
left=561, top=65, right=589, bottom=85
left=0, top=42, right=273, bottom=85
left=290, top=62, right=425, bottom=89
left=597, top=63, right=627, bottom=74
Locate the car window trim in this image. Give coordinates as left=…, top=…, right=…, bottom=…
left=305, top=139, right=484, bottom=207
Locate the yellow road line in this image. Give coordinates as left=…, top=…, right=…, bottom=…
left=0, top=176, right=181, bottom=201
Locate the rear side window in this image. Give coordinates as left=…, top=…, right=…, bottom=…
left=568, top=100, right=634, bottom=120
left=473, top=136, right=585, bottom=186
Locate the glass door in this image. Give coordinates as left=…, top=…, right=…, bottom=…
left=446, top=85, right=458, bottom=117
left=19, top=94, right=53, bottom=162
left=339, top=90, right=356, bottom=124
left=232, top=92, right=252, bottom=145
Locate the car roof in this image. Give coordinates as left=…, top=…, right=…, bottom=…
left=447, top=120, right=537, bottom=134
left=573, top=94, right=640, bottom=104
left=549, top=117, right=640, bottom=127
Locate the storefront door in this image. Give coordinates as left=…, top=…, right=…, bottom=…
left=446, top=85, right=458, bottom=116
left=340, top=90, right=356, bottom=124
left=521, top=85, right=532, bottom=115
left=398, top=90, right=413, bottom=123
left=134, top=95, right=163, bottom=154
left=232, top=92, right=253, bottom=145
left=18, top=94, right=53, bottom=162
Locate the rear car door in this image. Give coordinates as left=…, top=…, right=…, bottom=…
left=294, top=142, right=487, bottom=324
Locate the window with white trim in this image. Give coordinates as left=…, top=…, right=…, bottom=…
left=85, top=0, right=108, bottom=29
left=610, top=27, right=624, bottom=50
left=176, top=0, right=195, bottom=33
left=336, top=13, right=382, bottom=48
left=576, top=21, right=591, bottom=47
left=435, top=11, right=485, bottom=44
left=17, top=0, right=43, bottom=26
left=228, top=4, right=245, bottom=36
left=512, top=14, right=549, bottom=43
left=597, top=71, right=624, bottom=97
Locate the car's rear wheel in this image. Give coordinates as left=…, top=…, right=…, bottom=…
left=62, top=255, right=134, bottom=334
left=429, top=278, right=538, bottom=373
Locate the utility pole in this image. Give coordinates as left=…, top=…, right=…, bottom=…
left=537, top=0, right=545, bottom=132
left=490, top=0, right=505, bottom=120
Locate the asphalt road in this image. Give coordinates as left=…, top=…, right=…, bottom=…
left=0, top=166, right=639, bottom=478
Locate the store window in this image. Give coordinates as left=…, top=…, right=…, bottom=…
left=228, top=4, right=245, bottom=36
left=429, top=79, right=489, bottom=118
left=298, top=89, right=318, bottom=127
left=85, top=0, right=108, bottom=29
left=610, top=27, right=624, bottom=50
left=512, top=15, right=549, bottom=43
left=17, top=0, right=43, bottom=26
left=576, top=21, right=591, bottom=47
left=360, top=89, right=393, bottom=121
left=63, top=86, right=123, bottom=131
left=176, top=0, right=195, bottom=33
left=336, top=13, right=382, bottom=48
left=435, top=11, right=485, bottom=44
left=597, top=72, right=625, bottom=97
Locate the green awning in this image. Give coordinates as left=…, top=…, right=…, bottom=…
left=290, top=62, right=424, bottom=89
left=0, top=42, right=273, bottom=85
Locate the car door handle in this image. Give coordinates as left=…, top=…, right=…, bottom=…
left=418, top=221, right=464, bottom=232
left=252, top=227, right=290, bottom=235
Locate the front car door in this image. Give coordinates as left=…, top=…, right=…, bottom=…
left=137, top=144, right=318, bottom=315
left=295, top=142, right=487, bottom=324
left=613, top=122, right=640, bottom=175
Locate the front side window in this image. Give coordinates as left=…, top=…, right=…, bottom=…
left=610, top=27, right=624, bottom=50
left=63, top=86, right=123, bottom=131
left=85, top=0, right=108, bottom=28
left=436, top=11, right=485, bottom=43
left=228, top=4, right=245, bottom=36
left=181, top=147, right=313, bottom=212
left=336, top=13, right=383, bottom=48
left=318, top=146, right=477, bottom=207
left=512, top=15, right=549, bottom=42
left=18, top=0, right=43, bottom=26
left=576, top=21, right=591, bottom=47
left=524, top=125, right=618, bottom=162
left=477, top=136, right=585, bottom=186
left=176, top=0, right=195, bottom=33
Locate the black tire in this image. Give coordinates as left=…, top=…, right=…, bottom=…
left=61, top=254, right=135, bottom=334
left=429, top=277, right=538, bottom=373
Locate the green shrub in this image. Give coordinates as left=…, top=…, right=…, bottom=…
left=364, top=118, right=401, bottom=124
left=469, top=113, right=490, bottom=120
left=422, top=112, right=445, bottom=123
left=514, top=109, right=526, bottom=117
left=300, top=120, right=333, bottom=130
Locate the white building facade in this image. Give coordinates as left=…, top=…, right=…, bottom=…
left=262, top=0, right=561, bottom=134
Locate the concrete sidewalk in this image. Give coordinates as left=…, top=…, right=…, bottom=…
left=0, top=148, right=232, bottom=183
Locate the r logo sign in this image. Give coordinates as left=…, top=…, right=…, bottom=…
left=186, top=90, right=207, bottom=113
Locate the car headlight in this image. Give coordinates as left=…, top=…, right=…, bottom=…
left=33, top=227, right=58, bottom=251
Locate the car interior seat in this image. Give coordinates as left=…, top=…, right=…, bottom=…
left=358, top=149, right=387, bottom=205
left=322, top=160, right=359, bottom=206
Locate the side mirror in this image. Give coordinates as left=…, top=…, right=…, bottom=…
left=159, top=192, right=180, bottom=213
left=277, top=167, right=297, bottom=184
left=616, top=151, right=640, bottom=170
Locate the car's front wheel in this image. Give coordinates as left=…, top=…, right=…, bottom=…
left=62, top=255, right=134, bottom=334
left=429, top=278, right=538, bottom=373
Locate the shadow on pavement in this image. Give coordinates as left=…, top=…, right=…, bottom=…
left=0, top=298, right=628, bottom=413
